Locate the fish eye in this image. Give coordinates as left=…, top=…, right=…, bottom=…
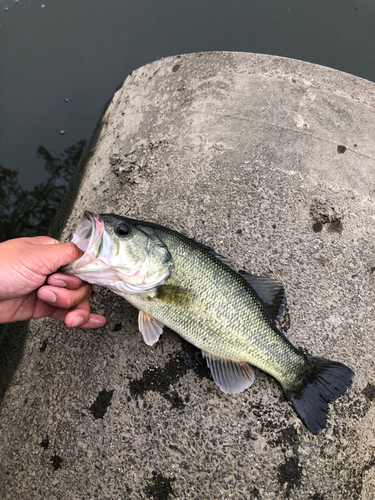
left=115, top=224, right=130, bottom=237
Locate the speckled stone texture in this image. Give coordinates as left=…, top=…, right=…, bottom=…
left=1, top=52, right=374, bottom=500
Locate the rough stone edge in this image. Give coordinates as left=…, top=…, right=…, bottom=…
left=227, top=51, right=375, bottom=108
left=48, top=51, right=375, bottom=242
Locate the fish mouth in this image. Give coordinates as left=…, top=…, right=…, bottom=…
left=72, top=211, right=104, bottom=257
left=63, top=210, right=116, bottom=274
left=62, top=210, right=171, bottom=293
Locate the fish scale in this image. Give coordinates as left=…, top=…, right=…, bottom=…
left=122, top=230, right=306, bottom=386
left=62, top=211, right=354, bottom=434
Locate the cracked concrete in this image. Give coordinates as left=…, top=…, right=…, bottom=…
left=1, top=52, right=374, bottom=499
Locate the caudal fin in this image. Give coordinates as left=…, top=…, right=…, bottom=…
left=284, top=355, right=354, bottom=435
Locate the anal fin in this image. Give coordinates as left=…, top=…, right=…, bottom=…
left=138, top=310, right=164, bottom=346
left=202, top=352, right=255, bottom=394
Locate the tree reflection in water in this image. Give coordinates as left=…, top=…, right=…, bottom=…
left=0, top=140, right=86, bottom=242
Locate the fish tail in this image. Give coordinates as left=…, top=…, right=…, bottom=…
left=283, top=355, right=354, bottom=435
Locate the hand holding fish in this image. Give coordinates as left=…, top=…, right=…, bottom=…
left=0, top=236, right=107, bottom=328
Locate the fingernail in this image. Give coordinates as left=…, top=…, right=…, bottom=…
left=90, top=316, right=106, bottom=326
left=55, top=279, right=68, bottom=288
left=71, top=315, right=84, bottom=328
left=38, top=289, right=57, bottom=304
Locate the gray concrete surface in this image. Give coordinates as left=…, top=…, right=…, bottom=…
left=1, top=52, right=375, bottom=499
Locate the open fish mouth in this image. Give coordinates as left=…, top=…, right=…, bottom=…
left=71, top=211, right=100, bottom=254
left=62, top=211, right=166, bottom=292
left=63, top=211, right=118, bottom=274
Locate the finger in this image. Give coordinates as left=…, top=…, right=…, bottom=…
left=28, top=236, right=60, bottom=245
left=38, top=241, right=84, bottom=274
left=48, top=305, right=106, bottom=328
left=37, top=282, right=93, bottom=309
left=81, top=314, right=107, bottom=328
left=63, top=299, right=91, bottom=328
left=65, top=310, right=107, bottom=329
left=32, top=298, right=106, bottom=328
left=47, top=273, right=84, bottom=290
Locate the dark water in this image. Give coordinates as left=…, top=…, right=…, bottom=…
left=0, top=0, right=374, bottom=191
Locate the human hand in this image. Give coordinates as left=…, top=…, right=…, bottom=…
left=0, top=236, right=107, bottom=328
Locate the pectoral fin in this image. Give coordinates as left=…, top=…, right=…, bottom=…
left=202, top=352, right=255, bottom=394
left=138, top=310, right=164, bottom=346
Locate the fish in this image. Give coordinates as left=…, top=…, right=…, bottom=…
left=62, top=211, right=354, bottom=434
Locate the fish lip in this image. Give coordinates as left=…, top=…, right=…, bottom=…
left=86, top=212, right=105, bottom=259
left=83, top=210, right=99, bottom=228
left=63, top=211, right=106, bottom=272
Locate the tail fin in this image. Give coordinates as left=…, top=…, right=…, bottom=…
left=284, top=355, right=354, bottom=435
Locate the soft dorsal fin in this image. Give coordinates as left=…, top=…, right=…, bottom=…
left=238, top=271, right=286, bottom=324
left=138, top=311, right=164, bottom=346
left=202, top=352, right=255, bottom=394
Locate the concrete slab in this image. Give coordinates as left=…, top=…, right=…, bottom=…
left=1, top=52, right=374, bottom=499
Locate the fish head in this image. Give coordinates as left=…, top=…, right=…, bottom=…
left=62, top=211, right=172, bottom=294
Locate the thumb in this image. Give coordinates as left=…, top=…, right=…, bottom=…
left=40, top=241, right=84, bottom=274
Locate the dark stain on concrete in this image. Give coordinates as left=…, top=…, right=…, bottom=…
left=40, top=339, right=48, bottom=352
left=129, top=358, right=186, bottom=409
left=178, top=338, right=212, bottom=380
left=310, top=198, right=343, bottom=234
left=268, top=425, right=299, bottom=452
left=277, top=456, right=302, bottom=496
left=312, top=221, right=323, bottom=233
left=327, top=218, right=343, bottom=234
left=275, top=306, right=291, bottom=335
left=361, top=382, right=375, bottom=401
left=112, top=322, right=122, bottom=332
left=145, top=473, right=175, bottom=499
left=172, top=64, right=181, bottom=73
left=89, top=389, right=114, bottom=419
left=334, top=390, right=371, bottom=419
left=337, top=145, right=347, bottom=153
left=0, top=320, right=29, bottom=406
left=250, top=487, right=261, bottom=499
left=342, top=458, right=374, bottom=500
left=50, top=453, right=63, bottom=471
left=40, top=436, right=49, bottom=450
left=128, top=339, right=211, bottom=409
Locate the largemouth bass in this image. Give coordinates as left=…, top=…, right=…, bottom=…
left=62, top=211, right=354, bottom=434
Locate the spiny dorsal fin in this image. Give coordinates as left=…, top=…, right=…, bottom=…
left=202, top=352, right=255, bottom=394
left=238, top=271, right=286, bottom=324
left=192, top=240, right=235, bottom=269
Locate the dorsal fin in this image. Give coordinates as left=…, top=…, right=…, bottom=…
left=192, top=240, right=235, bottom=269
left=238, top=271, right=286, bottom=324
